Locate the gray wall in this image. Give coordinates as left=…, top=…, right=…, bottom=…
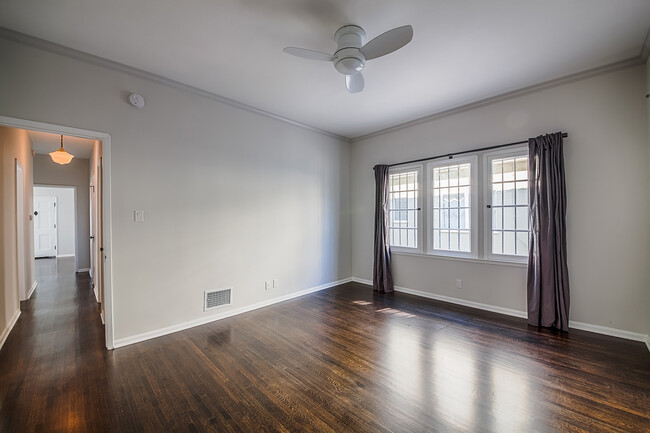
left=34, top=154, right=90, bottom=270
left=0, top=37, right=351, bottom=343
left=350, top=65, right=649, bottom=335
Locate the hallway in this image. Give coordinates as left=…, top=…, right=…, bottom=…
left=0, top=258, right=109, bottom=432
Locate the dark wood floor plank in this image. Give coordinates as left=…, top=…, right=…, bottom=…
left=1, top=258, right=650, bottom=432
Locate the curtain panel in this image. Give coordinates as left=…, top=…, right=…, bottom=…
left=527, top=132, right=570, bottom=331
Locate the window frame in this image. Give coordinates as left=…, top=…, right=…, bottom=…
left=483, top=146, right=530, bottom=264
left=387, top=164, right=423, bottom=253
left=426, top=155, right=479, bottom=259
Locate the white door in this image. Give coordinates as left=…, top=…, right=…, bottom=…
left=34, top=196, right=57, bottom=257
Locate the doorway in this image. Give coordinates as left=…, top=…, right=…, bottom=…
left=0, top=115, right=115, bottom=349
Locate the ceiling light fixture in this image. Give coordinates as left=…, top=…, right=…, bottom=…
left=49, top=135, right=74, bottom=165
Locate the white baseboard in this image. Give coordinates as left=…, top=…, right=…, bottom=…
left=351, top=277, right=650, bottom=351
left=56, top=254, right=75, bottom=258
left=100, top=310, right=105, bottom=325
left=0, top=309, right=21, bottom=350
left=27, top=280, right=38, bottom=299
left=568, top=321, right=648, bottom=343
left=77, top=268, right=90, bottom=273
left=113, top=277, right=353, bottom=349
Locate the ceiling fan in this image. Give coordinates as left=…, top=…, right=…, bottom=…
left=283, top=24, right=413, bottom=94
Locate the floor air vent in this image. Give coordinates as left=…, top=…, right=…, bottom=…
left=204, top=288, right=232, bottom=311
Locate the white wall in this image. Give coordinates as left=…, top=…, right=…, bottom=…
left=351, top=65, right=649, bottom=335
left=0, top=37, right=351, bottom=343
left=34, top=186, right=76, bottom=257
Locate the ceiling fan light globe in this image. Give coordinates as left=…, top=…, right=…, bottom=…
left=335, top=57, right=364, bottom=75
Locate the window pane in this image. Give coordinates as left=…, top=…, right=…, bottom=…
left=492, top=208, right=502, bottom=230
left=459, top=164, right=470, bottom=185
left=516, top=206, right=528, bottom=230
left=516, top=231, right=528, bottom=256
left=433, top=188, right=440, bottom=208
left=449, top=187, right=459, bottom=208
left=450, top=230, right=459, bottom=250
left=433, top=229, right=440, bottom=249
left=459, top=186, right=470, bottom=207
left=503, top=207, right=515, bottom=230
left=503, top=231, right=516, bottom=255
left=450, top=208, right=459, bottom=229
left=459, top=230, right=470, bottom=252
left=439, top=168, right=449, bottom=187
left=433, top=209, right=440, bottom=228
left=440, top=209, right=450, bottom=229
left=407, top=229, right=416, bottom=248
left=503, top=182, right=515, bottom=205
left=516, top=181, right=528, bottom=205
left=492, top=183, right=502, bottom=206
left=440, top=230, right=449, bottom=250
left=503, top=158, right=515, bottom=181
left=407, top=172, right=416, bottom=190
left=492, top=231, right=502, bottom=254
left=408, top=191, right=416, bottom=209
left=459, top=208, right=470, bottom=229
left=440, top=188, right=450, bottom=208
left=492, top=160, right=502, bottom=183
left=449, top=166, right=458, bottom=187
left=516, top=157, right=528, bottom=180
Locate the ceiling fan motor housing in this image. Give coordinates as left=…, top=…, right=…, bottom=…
left=334, top=25, right=366, bottom=75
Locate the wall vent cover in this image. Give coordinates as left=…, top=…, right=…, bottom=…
left=204, top=288, right=232, bottom=311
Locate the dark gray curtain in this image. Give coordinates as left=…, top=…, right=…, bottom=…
left=373, top=165, right=394, bottom=293
left=527, top=132, right=570, bottom=331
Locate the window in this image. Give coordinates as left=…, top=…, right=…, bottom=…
left=428, top=157, right=478, bottom=257
left=387, top=148, right=528, bottom=264
left=388, top=168, right=421, bottom=249
left=486, top=150, right=529, bottom=260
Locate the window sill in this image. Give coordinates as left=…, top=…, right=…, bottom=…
left=390, top=250, right=528, bottom=268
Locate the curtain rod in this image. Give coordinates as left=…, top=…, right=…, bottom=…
left=382, top=132, right=568, bottom=169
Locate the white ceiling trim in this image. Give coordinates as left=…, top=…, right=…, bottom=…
left=1, top=26, right=645, bottom=143
left=0, top=26, right=350, bottom=143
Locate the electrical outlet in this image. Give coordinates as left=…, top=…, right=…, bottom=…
left=456, top=279, right=462, bottom=289
left=265, top=281, right=272, bottom=290
left=273, top=279, right=279, bottom=289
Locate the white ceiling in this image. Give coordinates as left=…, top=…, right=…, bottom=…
left=29, top=131, right=94, bottom=159
left=1, top=0, right=649, bottom=139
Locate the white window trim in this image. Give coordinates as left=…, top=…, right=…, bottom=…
left=426, top=155, right=479, bottom=259
left=387, top=164, right=423, bottom=253
left=483, top=146, right=529, bottom=264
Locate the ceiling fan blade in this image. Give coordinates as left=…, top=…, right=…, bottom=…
left=283, top=47, right=335, bottom=61
left=346, top=73, right=364, bottom=93
left=359, top=25, right=413, bottom=60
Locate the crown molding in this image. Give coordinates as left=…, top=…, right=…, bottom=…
left=1, top=26, right=645, bottom=144
left=351, top=56, right=644, bottom=142
left=0, top=27, right=350, bottom=143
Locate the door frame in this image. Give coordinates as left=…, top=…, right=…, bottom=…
left=0, top=115, right=115, bottom=349
left=15, top=160, right=27, bottom=301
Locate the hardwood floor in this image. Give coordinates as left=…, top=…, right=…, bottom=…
left=1, top=259, right=649, bottom=432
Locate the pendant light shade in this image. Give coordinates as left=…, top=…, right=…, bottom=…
left=50, top=135, right=74, bottom=165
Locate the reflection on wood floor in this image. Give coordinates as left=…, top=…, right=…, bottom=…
left=1, top=258, right=649, bottom=432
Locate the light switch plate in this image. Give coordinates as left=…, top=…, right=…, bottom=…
left=134, top=210, right=145, bottom=222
